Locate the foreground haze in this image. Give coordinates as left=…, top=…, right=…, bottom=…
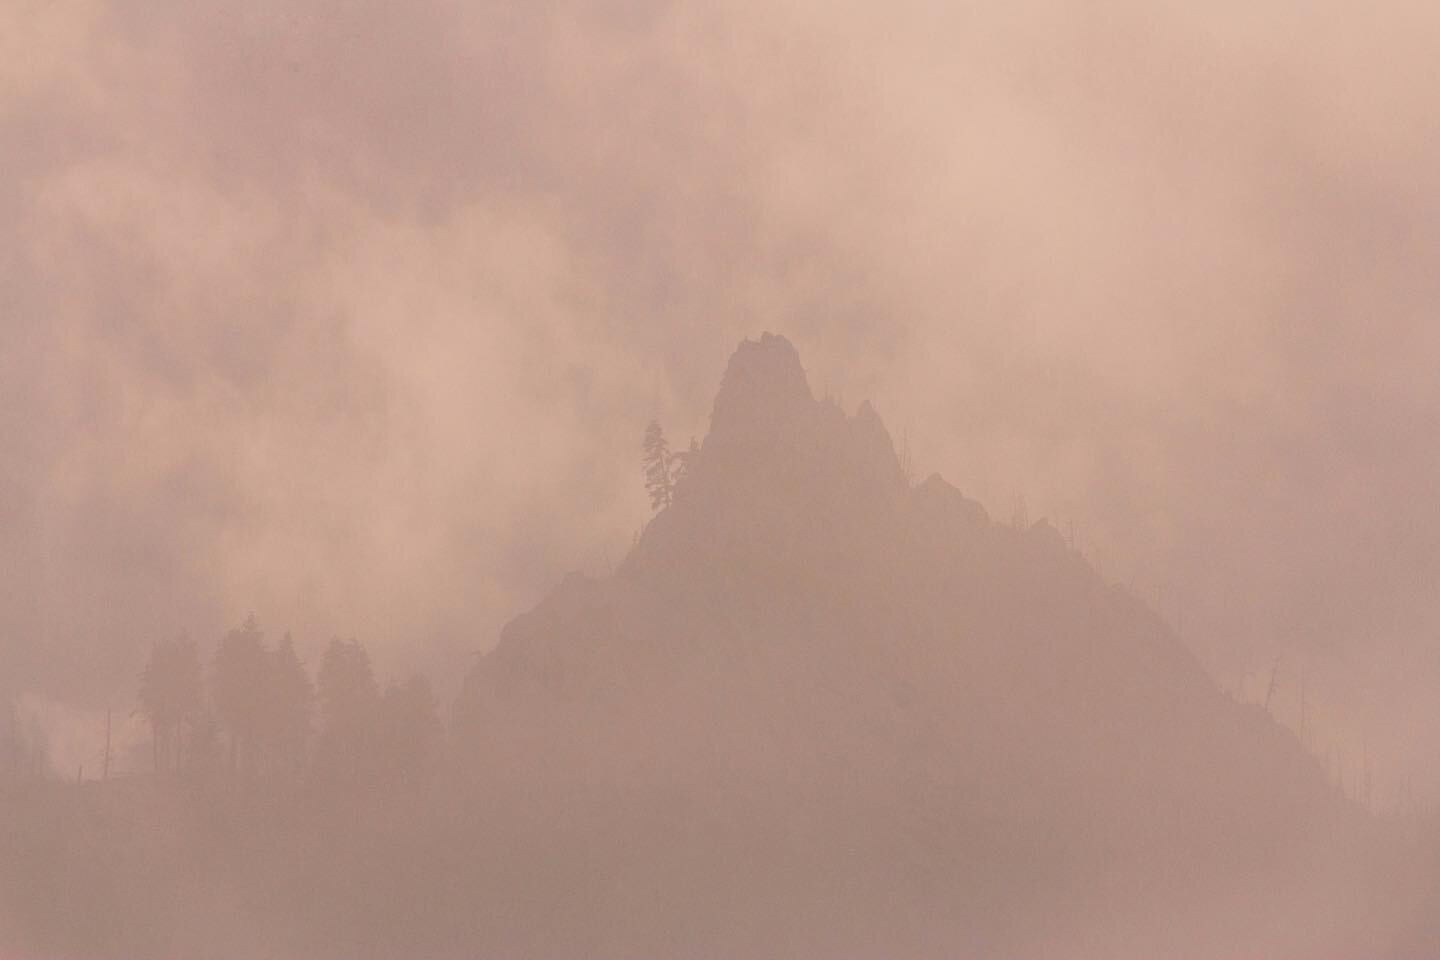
left=4, top=2, right=1440, bottom=957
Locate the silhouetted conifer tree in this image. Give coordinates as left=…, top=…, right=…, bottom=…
left=642, top=420, right=674, bottom=510
left=314, top=637, right=382, bottom=787
left=211, top=614, right=270, bottom=775
left=263, top=632, right=314, bottom=777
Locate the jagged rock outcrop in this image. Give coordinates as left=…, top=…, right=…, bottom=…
left=452, top=333, right=1370, bottom=959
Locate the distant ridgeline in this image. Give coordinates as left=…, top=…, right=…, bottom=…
left=448, top=333, right=1405, bottom=958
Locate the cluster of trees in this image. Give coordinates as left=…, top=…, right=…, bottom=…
left=137, top=616, right=442, bottom=790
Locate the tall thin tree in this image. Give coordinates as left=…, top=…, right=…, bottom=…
left=314, top=638, right=382, bottom=788
left=264, top=632, right=314, bottom=777
left=212, top=615, right=270, bottom=776
left=642, top=420, right=674, bottom=511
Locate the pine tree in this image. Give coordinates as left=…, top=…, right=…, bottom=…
left=314, top=638, right=382, bottom=787
left=211, top=614, right=270, bottom=776
left=264, top=632, right=314, bottom=777
left=642, top=420, right=674, bottom=511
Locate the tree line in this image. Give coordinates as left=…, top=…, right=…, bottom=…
left=136, top=615, right=442, bottom=790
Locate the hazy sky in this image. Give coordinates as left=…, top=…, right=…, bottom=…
left=4, top=1, right=1440, bottom=788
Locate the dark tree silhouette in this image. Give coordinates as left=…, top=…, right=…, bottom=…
left=642, top=420, right=674, bottom=510
left=263, top=632, right=314, bottom=777
left=314, top=637, right=382, bottom=787
left=211, top=615, right=270, bottom=775
left=137, top=636, right=203, bottom=775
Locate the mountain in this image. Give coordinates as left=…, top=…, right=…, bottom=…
left=450, top=333, right=1406, bottom=959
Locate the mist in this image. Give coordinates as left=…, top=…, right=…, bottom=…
left=4, top=2, right=1440, bottom=957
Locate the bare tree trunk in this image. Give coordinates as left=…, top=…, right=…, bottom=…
left=1263, top=655, right=1283, bottom=714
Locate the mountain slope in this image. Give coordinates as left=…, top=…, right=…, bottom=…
left=452, top=333, right=1383, bottom=958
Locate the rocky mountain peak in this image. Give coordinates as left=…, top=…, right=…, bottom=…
left=702, top=333, right=815, bottom=454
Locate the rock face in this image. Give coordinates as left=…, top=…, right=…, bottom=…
left=453, top=334, right=1366, bottom=959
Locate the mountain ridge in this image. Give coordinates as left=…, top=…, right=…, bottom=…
left=452, top=332, right=1371, bottom=958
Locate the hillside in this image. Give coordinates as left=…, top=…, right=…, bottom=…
left=3, top=334, right=1432, bottom=960
left=450, top=334, right=1411, bottom=958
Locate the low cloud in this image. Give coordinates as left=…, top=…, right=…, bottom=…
left=4, top=0, right=1440, bottom=792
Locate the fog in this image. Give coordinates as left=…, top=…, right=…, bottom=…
left=3, top=3, right=1440, bottom=955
